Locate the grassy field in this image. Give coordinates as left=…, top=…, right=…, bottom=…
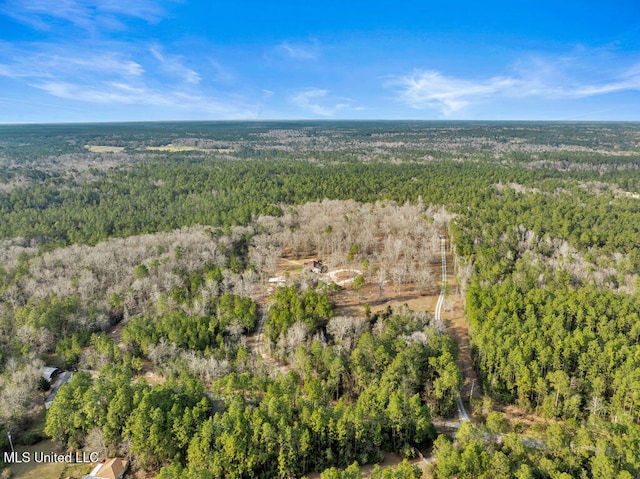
left=5, top=409, right=94, bottom=479
left=7, top=440, right=96, bottom=479
left=84, top=145, right=126, bottom=153
left=144, top=144, right=235, bottom=153
left=145, top=144, right=197, bottom=152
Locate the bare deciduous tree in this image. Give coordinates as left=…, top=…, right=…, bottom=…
left=376, top=268, right=387, bottom=299
left=0, top=356, right=44, bottom=430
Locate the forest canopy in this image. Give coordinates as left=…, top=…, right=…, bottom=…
left=1, top=121, right=639, bottom=478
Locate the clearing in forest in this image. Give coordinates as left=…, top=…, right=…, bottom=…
left=84, top=145, right=125, bottom=153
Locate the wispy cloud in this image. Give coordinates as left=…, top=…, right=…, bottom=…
left=30, top=79, right=256, bottom=117
left=388, top=57, right=640, bottom=115
left=208, top=59, right=235, bottom=84
left=0, top=47, right=143, bottom=79
left=0, top=43, right=259, bottom=119
left=72, top=55, right=144, bottom=76
left=290, top=88, right=353, bottom=116
left=388, top=71, right=515, bottom=115
left=0, top=63, right=29, bottom=79
left=150, top=46, right=201, bottom=84
left=1, top=0, right=166, bottom=31
left=278, top=41, right=318, bottom=61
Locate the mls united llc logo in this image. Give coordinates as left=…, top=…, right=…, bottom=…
left=4, top=451, right=100, bottom=464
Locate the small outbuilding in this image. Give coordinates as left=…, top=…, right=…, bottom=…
left=268, top=276, right=287, bottom=284
left=41, top=367, right=61, bottom=382
left=83, top=457, right=129, bottom=479
left=303, top=260, right=323, bottom=274
left=45, top=371, right=73, bottom=409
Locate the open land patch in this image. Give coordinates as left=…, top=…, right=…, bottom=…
left=84, top=145, right=125, bottom=153
left=145, top=143, right=198, bottom=152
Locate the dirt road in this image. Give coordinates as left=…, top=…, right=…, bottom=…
left=437, top=237, right=478, bottom=421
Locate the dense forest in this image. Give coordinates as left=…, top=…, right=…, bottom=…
left=1, top=121, right=639, bottom=478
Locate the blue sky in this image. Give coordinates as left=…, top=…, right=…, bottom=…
left=1, top=0, right=639, bottom=122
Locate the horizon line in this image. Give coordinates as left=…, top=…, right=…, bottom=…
left=2, top=118, right=640, bottom=127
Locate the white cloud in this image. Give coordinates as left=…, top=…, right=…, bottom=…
left=0, top=64, right=22, bottom=78
left=290, top=88, right=353, bottom=116
left=278, top=41, right=318, bottom=60
left=64, top=54, right=144, bottom=76
left=388, top=58, right=640, bottom=115
left=208, top=59, right=235, bottom=84
left=1, top=0, right=166, bottom=31
left=31, top=79, right=258, bottom=117
left=0, top=42, right=259, bottom=119
left=32, top=81, right=140, bottom=104
left=388, top=71, right=515, bottom=115
left=0, top=43, right=143, bottom=79
left=98, top=0, right=165, bottom=22
left=150, top=47, right=201, bottom=84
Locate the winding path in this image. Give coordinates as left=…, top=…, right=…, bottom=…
left=246, top=305, right=290, bottom=375
left=325, top=268, right=363, bottom=286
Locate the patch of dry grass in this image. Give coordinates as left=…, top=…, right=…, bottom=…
left=84, top=145, right=125, bottom=153
left=7, top=440, right=65, bottom=479
left=145, top=144, right=197, bottom=152
left=144, top=144, right=235, bottom=153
